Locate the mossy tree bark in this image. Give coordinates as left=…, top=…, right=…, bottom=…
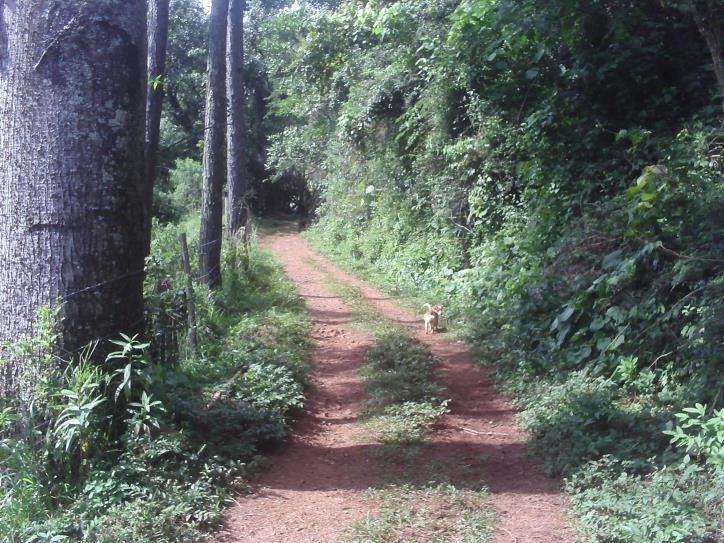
left=0, top=1, right=148, bottom=395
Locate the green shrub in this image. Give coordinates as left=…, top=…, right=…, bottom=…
left=0, top=432, right=54, bottom=542
left=664, top=403, right=724, bottom=470
left=567, top=457, right=721, bottom=543
left=360, top=332, right=442, bottom=412
left=518, top=371, right=673, bottom=476
left=1, top=233, right=310, bottom=542
left=169, top=158, right=203, bottom=218
left=235, top=362, right=304, bottom=416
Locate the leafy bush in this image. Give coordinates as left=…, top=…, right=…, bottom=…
left=235, top=362, right=305, bottom=415
left=518, top=371, right=673, bottom=476
left=169, top=158, right=203, bottom=216
left=266, top=0, right=723, bottom=536
left=664, top=403, right=724, bottom=471
left=0, top=431, right=53, bottom=542
left=567, top=457, right=722, bottom=543
left=152, top=158, right=203, bottom=223
left=1, top=233, right=310, bottom=542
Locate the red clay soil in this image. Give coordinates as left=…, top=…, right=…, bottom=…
left=208, top=227, right=575, bottom=543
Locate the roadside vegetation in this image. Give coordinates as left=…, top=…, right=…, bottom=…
left=259, top=0, right=724, bottom=540
left=0, top=208, right=310, bottom=542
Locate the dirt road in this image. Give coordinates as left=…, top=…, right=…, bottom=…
left=209, top=227, right=573, bottom=543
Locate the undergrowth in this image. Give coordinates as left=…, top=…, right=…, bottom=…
left=0, top=217, right=310, bottom=542
left=341, top=482, right=493, bottom=543
left=305, top=125, right=724, bottom=542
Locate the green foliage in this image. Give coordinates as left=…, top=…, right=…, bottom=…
left=156, top=0, right=207, bottom=177
left=169, top=158, right=203, bottom=216
left=567, top=456, right=721, bottom=543
left=107, top=334, right=154, bottom=402
left=518, top=371, right=672, bottom=476
left=152, top=158, right=203, bottom=223
left=257, top=0, right=723, bottom=537
left=52, top=361, right=106, bottom=457
left=237, top=362, right=305, bottom=415
left=664, top=403, right=724, bottom=471
left=1, top=226, right=310, bottom=542
left=0, top=418, right=55, bottom=541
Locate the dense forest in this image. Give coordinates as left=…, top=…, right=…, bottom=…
left=1, top=0, right=722, bottom=541
left=271, top=1, right=724, bottom=538
left=275, top=0, right=724, bottom=539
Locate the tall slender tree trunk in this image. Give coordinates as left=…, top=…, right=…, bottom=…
left=226, top=0, right=249, bottom=236
left=200, top=0, right=229, bottom=288
left=0, top=1, right=148, bottom=395
left=144, top=0, right=171, bottom=253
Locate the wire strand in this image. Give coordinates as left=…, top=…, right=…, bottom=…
left=62, top=269, right=146, bottom=299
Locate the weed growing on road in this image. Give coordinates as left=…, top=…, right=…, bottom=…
left=341, top=482, right=493, bottom=543
left=321, top=275, right=450, bottom=445
left=358, top=333, right=448, bottom=446
left=366, top=400, right=450, bottom=444
left=320, top=271, right=494, bottom=540
left=323, top=278, right=390, bottom=336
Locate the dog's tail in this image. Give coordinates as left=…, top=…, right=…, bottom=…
left=423, top=303, right=432, bottom=311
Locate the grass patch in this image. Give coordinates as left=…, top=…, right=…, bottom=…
left=365, top=400, right=450, bottom=445
left=341, top=482, right=494, bottom=543
left=322, top=277, right=390, bottom=335
left=360, top=333, right=442, bottom=412
left=359, top=331, right=449, bottom=447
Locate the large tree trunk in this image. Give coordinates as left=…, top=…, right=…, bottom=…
left=144, top=0, right=171, bottom=253
left=226, top=0, right=249, bottom=236
left=200, top=0, right=229, bottom=288
left=0, top=1, right=148, bottom=395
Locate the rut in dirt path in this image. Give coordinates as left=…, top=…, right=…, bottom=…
left=209, top=227, right=574, bottom=543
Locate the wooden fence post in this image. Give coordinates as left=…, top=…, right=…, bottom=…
left=179, top=233, right=198, bottom=351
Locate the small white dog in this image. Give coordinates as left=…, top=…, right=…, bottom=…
left=423, top=303, right=443, bottom=334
